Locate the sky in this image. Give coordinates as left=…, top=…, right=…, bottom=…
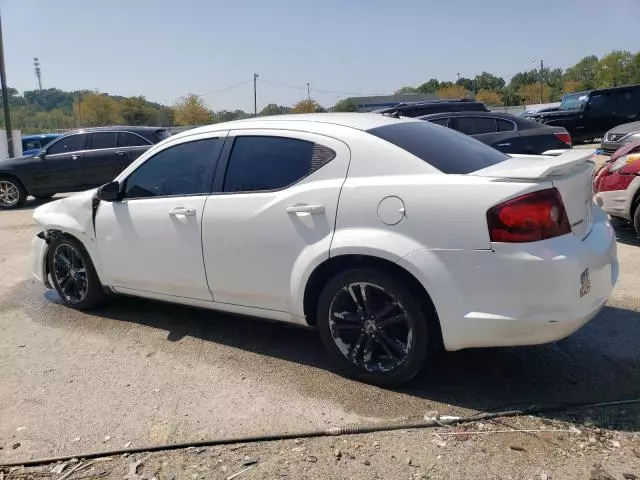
left=1, top=0, right=639, bottom=112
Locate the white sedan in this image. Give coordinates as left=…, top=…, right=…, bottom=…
left=31, top=113, right=618, bottom=385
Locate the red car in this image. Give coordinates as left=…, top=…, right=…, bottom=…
left=594, top=140, right=640, bottom=235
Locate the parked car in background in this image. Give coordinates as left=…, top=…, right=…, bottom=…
left=594, top=140, right=640, bottom=235
left=419, top=111, right=572, bottom=154
left=373, top=99, right=488, bottom=118
left=21, top=134, right=62, bottom=156
left=0, top=126, right=170, bottom=209
left=31, top=114, right=616, bottom=385
left=515, top=104, right=560, bottom=118
left=600, top=121, right=640, bottom=155
left=524, top=84, right=640, bottom=143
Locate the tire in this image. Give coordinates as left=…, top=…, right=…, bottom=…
left=634, top=204, right=640, bottom=237
left=34, top=194, right=54, bottom=200
left=317, top=268, right=430, bottom=386
left=48, top=235, right=104, bottom=310
left=0, top=176, right=27, bottom=209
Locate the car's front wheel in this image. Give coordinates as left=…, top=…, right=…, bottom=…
left=317, top=268, right=429, bottom=386
left=48, top=235, right=104, bottom=310
left=634, top=204, right=640, bottom=237
left=0, top=176, right=27, bottom=209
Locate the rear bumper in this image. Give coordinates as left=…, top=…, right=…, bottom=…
left=399, top=207, right=618, bottom=351
left=31, top=236, right=50, bottom=287
left=595, top=176, right=640, bottom=220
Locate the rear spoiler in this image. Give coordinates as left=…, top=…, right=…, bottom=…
left=472, top=149, right=595, bottom=179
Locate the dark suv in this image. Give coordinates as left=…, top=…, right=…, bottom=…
left=524, top=84, right=640, bottom=143
left=0, top=126, right=170, bottom=209
left=373, top=99, right=489, bottom=118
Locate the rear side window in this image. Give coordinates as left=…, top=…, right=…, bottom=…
left=89, top=132, right=117, bottom=150
left=454, top=117, right=497, bottom=135
left=47, top=134, right=85, bottom=155
left=118, top=132, right=151, bottom=147
left=367, top=121, right=508, bottom=174
left=428, top=118, right=449, bottom=127
left=497, top=119, right=516, bottom=132
left=223, top=136, right=335, bottom=193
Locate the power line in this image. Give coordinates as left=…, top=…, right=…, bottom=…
left=258, top=77, right=385, bottom=97
left=199, top=78, right=253, bottom=97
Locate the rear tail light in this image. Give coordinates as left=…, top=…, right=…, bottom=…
left=487, top=188, right=571, bottom=243
left=555, top=132, right=572, bottom=146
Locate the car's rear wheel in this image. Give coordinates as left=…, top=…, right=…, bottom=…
left=0, top=176, right=27, bottom=209
left=48, top=235, right=104, bottom=310
left=317, top=268, right=429, bottom=386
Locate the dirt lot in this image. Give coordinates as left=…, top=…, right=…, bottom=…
left=1, top=158, right=639, bottom=478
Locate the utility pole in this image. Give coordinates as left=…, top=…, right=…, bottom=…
left=34, top=57, right=42, bottom=90
left=307, top=82, right=311, bottom=112
left=253, top=73, right=258, bottom=116
left=539, top=59, right=544, bottom=104
left=0, top=11, right=14, bottom=158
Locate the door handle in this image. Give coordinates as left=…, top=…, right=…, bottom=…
left=168, top=207, right=196, bottom=216
left=115, top=151, right=126, bottom=156
left=286, top=204, right=325, bottom=214
left=497, top=143, right=511, bottom=147
left=71, top=155, right=80, bottom=160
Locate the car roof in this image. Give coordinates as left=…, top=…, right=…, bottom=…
left=62, top=126, right=168, bottom=135
left=168, top=113, right=417, bottom=140
left=419, top=111, right=518, bottom=120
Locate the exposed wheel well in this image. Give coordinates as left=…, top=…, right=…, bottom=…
left=303, top=254, right=443, bottom=347
left=0, top=173, right=28, bottom=193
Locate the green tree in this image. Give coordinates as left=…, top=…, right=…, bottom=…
left=77, top=92, right=123, bottom=126
left=394, top=85, right=419, bottom=94
left=332, top=99, right=357, bottom=112
left=173, top=94, right=213, bottom=126
left=564, top=55, right=598, bottom=90
left=508, top=70, right=538, bottom=91
left=417, top=78, right=440, bottom=93
left=596, top=50, right=633, bottom=87
left=121, top=96, right=157, bottom=125
left=474, top=72, right=505, bottom=92
left=259, top=104, right=291, bottom=116
left=455, top=77, right=474, bottom=91
left=518, top=83, right=551, bottom=105
left=630, top=52, right=640, bottom=84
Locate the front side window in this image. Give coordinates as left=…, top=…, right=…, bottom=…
left=223, top=136, right=335, bottom=193
left=117, top=132, right=151, bottom=148
left=46, top=134, right=85, bottom=155
left=454, top=117, right=497, bottom=135
left=89, top=132, right=117, bottom=150
left=429, top=118, right=449, bottom=127
left=124, top=138, right=220, bottom=199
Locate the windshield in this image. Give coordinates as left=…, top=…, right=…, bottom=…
left=559, top=93, right=587, bottom=110
left=367, top=121, right=508, bottom=174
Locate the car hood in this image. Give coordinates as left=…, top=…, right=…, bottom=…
left=33, top=189, right=98, bottom=238
left=607, top=121, right=640, bottom=135
left=528, top=109, right=580, bottom=119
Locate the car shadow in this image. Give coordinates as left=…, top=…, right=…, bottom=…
left=610, top=217, right=640, bottom=247
left=66, top=292, right=640, bottom=433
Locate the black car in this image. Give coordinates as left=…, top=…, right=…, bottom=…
left=524, top=84, right=640, bottom=143
left=373, top=99, right=489, bottom=118
left=0, top=126, right=170, bottom=209
left=600, top=120, right=640, bottom=155
left=418, top=111, right=572, bottom=154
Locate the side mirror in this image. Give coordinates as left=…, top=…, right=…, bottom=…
left=96, top=181, right=123, bottom=202
left=37, top=149, right=46, bottom=159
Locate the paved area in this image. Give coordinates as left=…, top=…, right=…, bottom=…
left=1, top=186, right=639, bottom=467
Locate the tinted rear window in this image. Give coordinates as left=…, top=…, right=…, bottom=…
left=367, top=121, right=508, bottom=174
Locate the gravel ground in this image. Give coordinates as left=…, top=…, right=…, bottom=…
left=2, top=151, right=639, bottom=478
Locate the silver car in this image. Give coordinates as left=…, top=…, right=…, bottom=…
left=601, top=121, right=640, bottom=155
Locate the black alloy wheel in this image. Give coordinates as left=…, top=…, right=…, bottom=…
left=317, top=269, right=429, bottom=386
left=48, top=235, right=104, bottom=310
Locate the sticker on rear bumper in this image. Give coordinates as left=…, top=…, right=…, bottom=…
left=580, top=268, right=591, bottom=297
